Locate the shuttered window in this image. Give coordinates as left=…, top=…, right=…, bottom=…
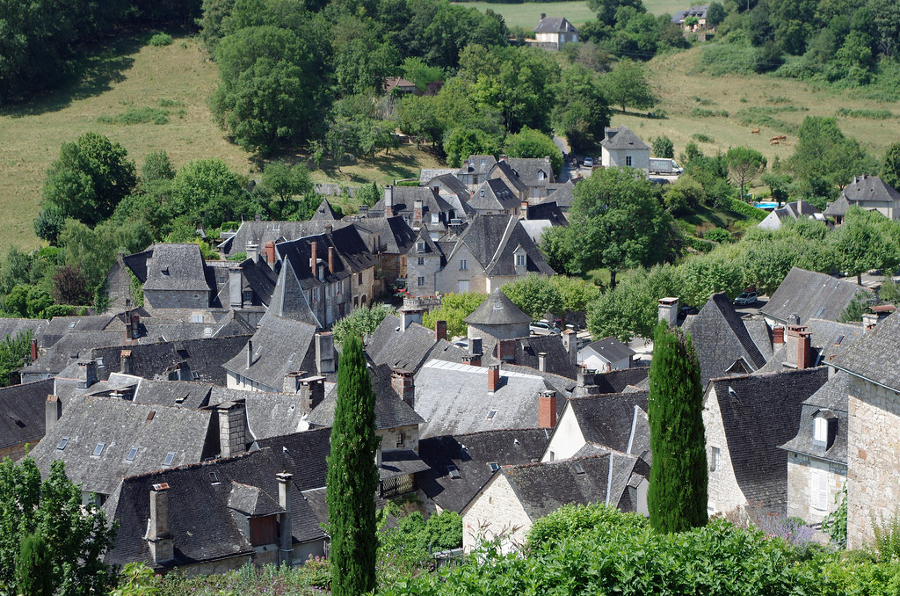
left=811, top=469, right=828, bottom=511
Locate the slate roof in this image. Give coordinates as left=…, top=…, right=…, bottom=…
left=525, top=202, right=568, bottom=227
left=222, top=312, right=319, bottom=391
left=671, top=5, right=708, bottom=23
left=601, top=126, right=650, bottom=151
left=217, top=220, right=354, bottom=256
left=418, top=428, right=550, bottom=512
left=592, top=367, right=650, bottom=394
left=458, top=155, right=498, bottom=177
left=413, top=359, right=564, bottom=438
left=122, top=377, right=213, bottom=409
left=507, top=157, right=555, bottom=187
left=494, top=453, right=644, bottom=520
left=824, top=195, right=851, bottom=217
left=780, top=371, right=849, bottom=465
left=104, top=448, right=326, bottom=569
left=564, top=391, right=650, bottom=456
left=469, top=179, right=521, bottom=212
left=212, top=257, right=278, bottom=308
left=706, top=367, right=829, bottom=514
left=465, top=288, right=531, bottom=326
left=761, top=267, right=870, bottom=325
left=367, top=317, right=467, bottom=373
left=423, top=173, right=475, bottom=218
left=489, top=161, right=530, bottom=196
left=832, top=310, right=900, bottom=392
left=30, top=395, right=216, bottom=496
left=583, top=337, right=635, bottom=363
left=311, top=198, right=341, bottom=221
left=39, top=314, right=119, bottom=349
left=534, top=16, right=578, bottom=33
left=371, top=187, right=455, bottom=220
left=805, top=318, right=864, bottom=366
left=366, top=216, right=419, bottom=255
left=512, top=335, right=579, bottom=379
left=0, top=378, right=54, bottom=451
left=267, top=259, right=322, bottom=328
left=0, top=319, right=47, bottom=349
left=142, top=244, right=211, bottom=292
left=255, top=428, right=333, bottom=491
left=841, top=175, right=900, bottom=206
left=419, top=169, right=457, bottom=185
left=205, top=387, right=311, bottom=440
left=545, top=181, right=576, bottom=209
left=90, top=335, right=251, bottom=385
left=478, top=215, right=555, bottom=277
left=405, top=225, right=444, bottom=260
left=683, top=293, right=769, bottom=386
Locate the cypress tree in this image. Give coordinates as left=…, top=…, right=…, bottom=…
left=326, top=333, right=379, bottom=595
left=647, top=320, right=708, bottom=533
left=15, top=533, right=53, bottom=596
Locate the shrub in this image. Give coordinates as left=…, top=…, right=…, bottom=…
left=692, top=133, right=715, bottom=143
left=98, top=107, right=169, bottom=125
left=148, top=32, right=174, bottom=47
left=703, top=227, right=732, bottom=243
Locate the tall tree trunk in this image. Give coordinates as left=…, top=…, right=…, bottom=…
left=609, top=269, right=617, bottom=290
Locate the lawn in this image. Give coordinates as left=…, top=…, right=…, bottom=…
left=456, top=0, right=689, bottom=28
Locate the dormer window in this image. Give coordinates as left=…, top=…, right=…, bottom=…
left=431, top=213, right=439, bottom=225
left=417, top=241, right=426, bottom=253
left=813, top=410, right=838, bottom=449
left=814, top=417, right=828, bottom=443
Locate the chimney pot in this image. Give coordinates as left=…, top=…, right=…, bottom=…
left=538, top=352, right=547, bottom=372
left=391, top=368, right=416, bottom=409
left=76, top=360, right=97, bottom=389
left=462, top=354, right=482, bottom=367
left=772, top=326, right=784, bottom=344
left=310, top=241, right=318, bottom=279
left=488, top=364, right=500, bottom=392
left=148, top=483, right=174, bottom=564
left=247, top=242, right=259, bottom=262
left=328, top=246, right=335, bottom=274
left=120, top=349, right=133, bottom=374
left=863, top=312, right=878, bottom=331
left=658, top=297, right=679, bottom=327
left=400, top=308, right=423, bottom=330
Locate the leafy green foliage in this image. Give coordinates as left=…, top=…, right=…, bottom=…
left=332, top=304, right=395, bottom=346
left=326, top=334, right=379, bottom=596
left=503, top=127, right=562, bottom=176
left=422, top=293, right=488, bottom=338
left=787, top=116, right=878, bottom=192
left=15, top=533, right=53, bottom=596
left=821, top=483, right=847, bottom=548
left=443, top=128, right=499, bottom=169
left=526, top=503, right=646, bottom=550
left=652, top=135, right=674, bottom=158
left=648, top=321, right=707, bottom=533
left=380, top=509, right=462, bottom=567
left=500, top=275, right=563, bottom=321
left=839, top=293, right=869, bottom=323
left=831, top=207, right=900, bottom=284
left=881, top=143, right=900, bottom=191
left=110, top=562, right=159, bottom=596
left=147, top=32, right=174, bottom=46
left=0, top=331, right=33, bottom=387
left=598, top=59, right=656, bottom=114
left=0, top=458, right=117, bottom=596
left=724, top=146, right=766, bottom=202
left=170, top=159, right=250, bottom=229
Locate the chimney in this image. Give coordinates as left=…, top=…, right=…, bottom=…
left=784, top=326, right=812, bottom=369
left=217, top=401, right=247, bottom=457
left=520, top=200, right=529, bottom=219
left=148, top=483, right=174, bottom=564
left=488, top=364, right=500, bottom=392
left=246, top=340, right=254, bottom=370
left=30, top=338, right=37, bottom=363
left=359, top=204, right=369, bottom=217
left=462, top=354, right=482, bottom=366
left=229, top=267, right=243, bottom=309
left=131, top=314, right=140, bottom=339
left=400, top=308, right=423, bottom=330
left=500, top=154, right=508, bottom=163
left=539, top=390, right=557, bottom=428
left=247, top=242, right=259, bottom=262
left=798, top=331, right=812, bottom=369
left=470, top=337, right=483, bottom=357
left=435, top=320, right=447, bottom=342
left=45, top=395, right=61, bottom=433
left=265, top=241, right=276, bottom=264
left=327, top=246, right=335, bottom=274
left=772, top=326, right=784, bottom=345
left=120, top=349, right=133, bottom=375
left=497, top=339, right=516, bottom=363
left=309, top=241, right=318, bottom=279
left=276, top=472, right=293, bottom=567
left=413, top=200, right=423, bottom=226
left=325, top=223, right=333, bottom=235
left=561, top=330, right=577, bottom=365
left=385, top=186, right=394, bottom=217
left=76, top=360, right=97, bottom=389
left=315, top=332, right=336, bottom=376
left=299, top=375, right=325, bottom=412
left=658, top=297, right=679, bottom=327
left=283, top=371, right=303, bottom=394
left=391, top=368, right=415, bottom=409
left=863, top=312, right=878, bottom=331
left=538, top=352, right=547, bottom=372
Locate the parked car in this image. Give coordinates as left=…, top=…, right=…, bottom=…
left=530, top=320, right=561, bottom=336
left=734, top=291, right=759, bottom=306
left=583, top=157, right=594, bottom=168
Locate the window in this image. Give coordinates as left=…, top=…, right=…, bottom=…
left=417, top=276, right=425, bottom=287
left=814, top=416, right=829, bottom=444
left=573, top=462, right=585, bottom=474
left=417, top=257, right=424, bottom=266
left=92, top=443, right=105, bottom=457
left=57, top=437, right=69, bottom=450
left=710, top=446, right=720, bottom=471
left=396, top=433, right=404, bottom=448
left=516, top=254, right=526, bottom=267
left=163, top=452, right=176, bottom=467
left=549, top=450, right=555, bottom=461
left=448, top=465, right=461, bottom=479
left=417, top=241, right=426, bottom=253
left=243, top=290, right=253, bottom=304
left=126, top=447, right=138, bottom=462
left=626, top=156, right=633, bottom=166
left=191, top=314, right=203, bottom=323
left=811, top=469, right=828, bottom=510
left=487, top=409, right=497, bottom=420
left=431, top=213, right=439, bottom=225
left=459, top=259, right=467, bottom=271
left=488, top=462, right=500, bottom=472
left=209, top=472, right=219, bottom=483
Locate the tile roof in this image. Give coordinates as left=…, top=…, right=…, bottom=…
left=371, top=187, right=455, bottom=220
left=601, top=126, right=649, bottom=151
left=780, top=371, right=848, bottom=464
left=267, top=259, right=322, bottom=328
left=465, top=288, right=531, bottom=326
left=512, top=335, right=579, bottom=379
left=832, top=310, right=900, bottom=392
left=218, top=220, right=354, bottom=257
left=142, top=244, right=211, bottom=292
left=419, top=169, right=457, bottom=185
left=706, top=367, right=829, bottom=514
left=208, top=387, right=312, bottom=439
left=565, top=391, right=650, bottom=456
left=591, top=367, right=650, bottom=394
left=0, top=378, right=55, bottom=450
left=824, top=195, right=851, bottom=217
left=544, top=181, right=576, bottom=209
left=255, top=428, right=333, bottom=491
left=458, top=155, right=498, bottom=176
left=761, top=267, right=870, bottom=325
left=841, top=175, right=900, bottom=205
left=367, top=317, right=466, bottom=373
left=418, top=428, right=550, bottom=512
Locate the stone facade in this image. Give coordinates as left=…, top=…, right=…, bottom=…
left=786, top=454, right=845, bottom=524
left=462, top=473, right=532, bottom=553
left=847, top=375, right=900, bottom=549
left=435, top=245, right=482, bottom=295
left=378, top=424, right=420, bottom=453
left=703, top=385, right=748, bottom=516
left=406, top=249, right=442, bottom=297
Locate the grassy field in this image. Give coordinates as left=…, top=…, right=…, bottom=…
left=456, top=0, right=688, bottom=27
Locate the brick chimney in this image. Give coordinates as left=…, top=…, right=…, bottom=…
left=391, top=368, right=415, bottom=409
left=148, top=483, right=174, bottom=564
left=247, top=242, right=259, bottom=262
left=539, top=390, right=557, bottom=428
left=499, top=154, right=508, bottom=163
left=299, top=375, right=325, bottom=412
left=309, top=241, right=318, bottom=279
left=276, top=472, right=293, bottom=567
left=488, top=364, right=500, bottom=393
left=538, top=352, right=547, bottom=372
left=435, top=320, right=447, bottom=342
left=265, top=241, right=276, bottom=264
left=658, top=297, right=679, bottom=327
left=784, top=325, right=812, bottom=369
left=497, top=339, right=516, bottom=363
left=327, top=246, right=335, bottom=274
left=798, top=330, right=812, bottom=369
left=217, top=401, right=247, bottom=457
left=30, top=338, right=37, bottom=363
left=315, top=332, right=336, bottom=376
left=772, top=326, right=784, bottom=345
left=45, top=395, right=61, bottom=433
left=120, top=349, right=133, bottom=374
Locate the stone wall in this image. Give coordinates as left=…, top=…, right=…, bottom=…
left=378, top=424, right=419, bottom=453
left=703, top=386, right=748, bottom=516
left=436, top=245, right=484, bottom=295
left=463, top=474, right=532, bottom=553
left=406, top=252, right=442, bottom=297
left=786, top=454, right=845, bottom=524
left=847, top=376, right=900, bottom=549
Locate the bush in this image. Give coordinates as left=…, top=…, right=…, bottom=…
left=723, top=197, right=767, bottom=221
left=98, top=107, right=169, bottom=125
left=148, top=32, right=174, bottom=46
left=703, top=228, right=732, bottom=243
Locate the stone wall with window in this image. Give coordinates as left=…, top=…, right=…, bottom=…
left=786, top=454, right=845, bottom=524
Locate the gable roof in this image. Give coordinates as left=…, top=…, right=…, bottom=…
left=448, top=215, right=554, bottom=277
left=779, top=371, right=848, bottom=464
left=418, top=428, right=550, bottom=512
left=371, top=186, right=455, bottom=219
left=310, top=197, right=341, bottom=220
left=841, top=175, right=900, bottom=205
left=465, top=288, right=531, bottom=326
left=512, top=335, right=579, bottom=379
left=544, top=181, right=576, bottom=209
left=583, top=337, right=636, bottom=363
left=0, top=378, right=55, bottom=450
left=682, top=293, right=768, bottom=386
left=458, top=155, right=498, bottom=176
left=534, top=16, right=578, bottom=34
left=367, top=317, right=466, bottom=373
left=706, top=367, right=829, bottom=514
left=592, top=367, right=650, bottom=394
left=267, top=259, right=321, bottom=328
left=824, top=195, right=852, bottom=217
left=255, top=428, right=333, bottom=491
left=565, top=391, right=650, bottom=456
left=142, top=244, right=211, bottom=293
left=761, top=267, right=870, bottom=325
left=601, top=126, right=650, bottom=151
left=217, top=219, right=354, bottom=256
left=506, top=157, right=555, bottom=188
left=832, top=310, right=900, bottom=392
left=468, top=179, right=521, bottom=212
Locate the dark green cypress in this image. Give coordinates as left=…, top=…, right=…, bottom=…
left=15, top=533, right=53, bottom=596
left=326, top=333, right=379, bottom=595
left=647, top=320, right=708, bottom=533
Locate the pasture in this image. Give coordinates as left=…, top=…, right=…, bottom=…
left=456, top=0, right=690, bottom=28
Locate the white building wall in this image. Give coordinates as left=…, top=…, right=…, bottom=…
left=703, top=386, right=749, bottom=516
left=601, top=147, right=650, bottom=173
left=462, top=474, right=533, bottom=553
left=541, top=406, right=587, bottom=462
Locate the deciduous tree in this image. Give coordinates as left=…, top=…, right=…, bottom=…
left=724, top=146, right=766, bottom=202
left=504, top=127, right=563, bottom=176
left=599, top=59, right=656, bottom=114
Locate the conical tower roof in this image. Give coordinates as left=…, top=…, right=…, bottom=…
left=464, top=288, right=531, bottom=326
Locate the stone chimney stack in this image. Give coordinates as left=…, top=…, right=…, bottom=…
left=315, top=332, right=336, bottom=376
left=538, top=352, right=547, bottom=372
left=246, top=340, right=254, bottom=370
left=785, top=326, right=812, bottom=369
left=45, top=395, right=61, bottom=433
left=391, top=368, right=415, bottom=409
left=148, top=483, right=174, bottom=564
left=413, top=200, right=424, bottom=226
left=385, top=186, right=394, bottom=217
left=520, top=200, right=529, bottom=219
left=265, top=241, right=276, bottom=264
left=283, top=371, right=303, bottom=394
left=561, top=330, right=577, bottom=365
left=863, top=312, right=878, bottom=331
left=798, top=330, right=812, bottom=369
left=229, top=267, right=243, bottom=309
left=277, top=472, right=293, bottom=567
left=658, top=297, right=679, bottom=327
left=299, top=375, right=325, bottom=412
left=435, top=320, right=447, bottom=342
left=488, top=364, right=500, bottom=393
left=247, top=242, right=259, bottom=262
left=539, top=390, right=557, bottom=428
left=30, top=338, right=37, bottom=363
left=400, top=307, right=423, bottom=330
left=217, top=401, right=247, bottom=457
left=120, top=349, right=133, bottom=375
left=76, top=360, right=97, bottom=389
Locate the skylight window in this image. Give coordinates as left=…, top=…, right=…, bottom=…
left=92, top=443, right=105, bottom=457
left=573, top=463, right=585, bottom=475
left=126, top=447, right=138, bottom=462
left=487, top=410, right=497, bottom=420
left=488, top=462, right=500, bottom=472
left=69, top=322, right=77, bottom=329
left=835, top=335, right=844, bottom=345
left=163, top=452, right=176, bottom=467
left=57, top=437, right=69, bottom=450
left=209, top=472, right=219, bottom=483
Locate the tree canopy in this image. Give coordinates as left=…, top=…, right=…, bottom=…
left=725, top=146, right=766, bottom=202
left=598, top=59, right=656, bottom=114
left=504, top=127, right=563, bottom=176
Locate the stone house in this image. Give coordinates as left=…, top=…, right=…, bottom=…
left=369, top=186, right=459, bottom=236
left=503, top=157, right=556, bottom=201
left=831, top=311, right=900, bottom=548
left=405, top=227, right=444, bottom=297
left=600, top=126, right=650, bottom=173
left=464, top=288, right=531, bottom=343
left=758, top=200, right=826, bottom=231
left=834, top=175, right=900, bottom=221
left=456, top=155, right=498, bottom=189
left=0, top=378, right=55, bottom=460
left=486, top=159, right=530, bottom=201
left=132, top=244, right=215, bottom=311
left=702, top=367, right=828, bottom=518
left=533, top=15, right=580, bottom=50
left=366, top=313, right=466, bottom=374
left=350, top=215, right=419, bottom=288
left=217, top=219, right=354, bottom=259
left=579, top=337, right=636, bottom=372
left=761, top=267, right=872, bottom=327
left=671, top=5, right=709, bottom=30
left=461, top=453, right=647, bottom=553
left=422, top=173, right=476, bottom=221
left=469, top=179, right=522, bottom=217
left=780, top=371, right=848, bottom=524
